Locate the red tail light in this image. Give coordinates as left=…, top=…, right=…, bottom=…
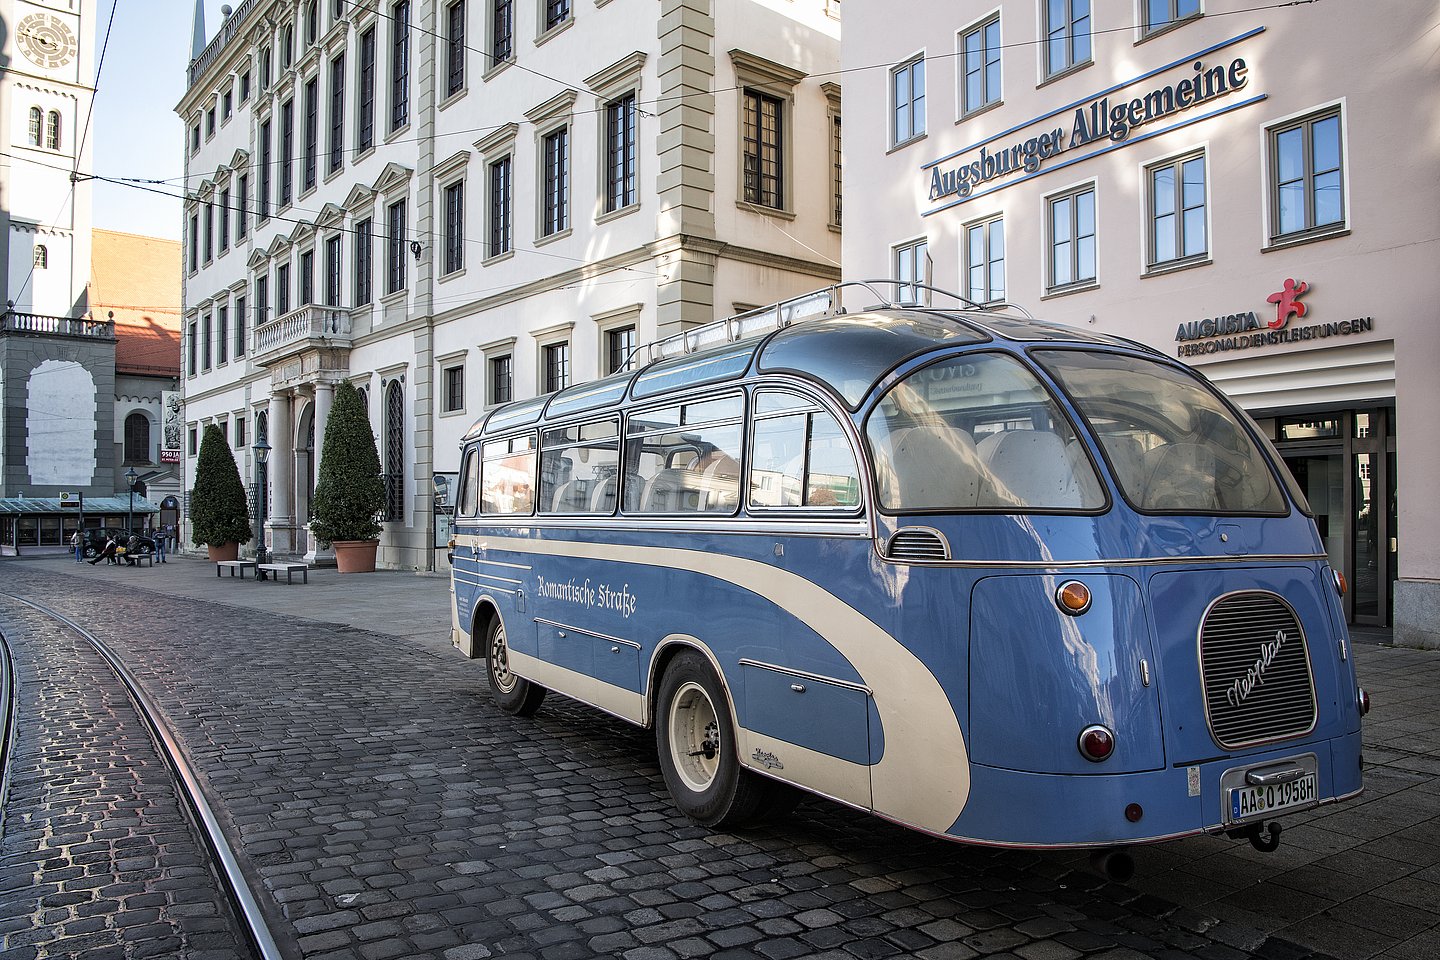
left=1078, top=724, right=1115, bottom=762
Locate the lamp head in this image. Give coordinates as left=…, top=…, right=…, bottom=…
left=125, top=466, right=138, bottom=486
left=253, top=437, right=272, bottom=465
left=410, top=240, right=422, bottom=262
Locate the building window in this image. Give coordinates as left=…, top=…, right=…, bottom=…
left=235, top=417, right=246, bottom=449
left=1047, top=185, right=1097, bottom=292
left=124, top=413, right=151, bottom=464
left=1144, top=0, right=1201, bottom=37
left=543, top=341, right=570, bottom=392
left=303, top=76, right=319, bottom=191
left=276, top=263, right=292, bottom=316
left=325, top=235, right=342, bottom=305
left=258, top=120, right=271, bottom=221
left=891, top=55, right=925, bottom=146
left=1045, top=0, right=1091, bottom=77
left=1268, top=107, right=1344, bottom=244
left=188, top=214, right=199, bottom=273
left=237, top=174, right=249, bottom=238
left=490, top=354, right=513, bottom=405
left=280, top=98, right=294, bottom=206
left=492, top=0, right=513, bottom=64
left=606, top=326, right=636, bottom=375
left=742, top=90, right=783, bottom=208
left=216, top=305, right=229, bottom=364
left=831, top=113, right=842, bottom=226
left=191, top=122, right=201, bottom=153
left=545, top=0, right=570, bottom=32
left=1148, top=152, right=1207, bottom=268
left=387, top=199, right=407, bottom=293
left=961, top=15, right=1001, bottom=116
left=355, top=218, right=373, bottom=305
left=894, top=238, right=930, bottom=305
left=358, top=26, right=376, bottom=151
left=384, top=381, right=405, bottom=521
left=223, top=89, right=233, bottom=120
left=390, top=1, right=411, bottom=132
left=281, top=23, right=294, bottom=69
left=299, top=249, right=315, bottom=305
left=329, top=54, right=346, bottom=174
left=187, top=321, right=198, bottom=375
left=46, top=111, right=61, bottom=150
left=965, top=217, right=1005, bottom=305
left=206, top=107, right=215, bottom=137
left=488, top=155, right=512, bottom=256
left=235, top=295, right=247, bottom=357
left=202, top=313, right=213, bottom=370
left=28, top=107, right=41, bottom=146
left=443, top=364, right=465, bottom=412
left=604, top=93, right=637, bottom=213
left=305, top=0, right=319, bottom=44
left=203, top=202, right=214, bottom=263
left=219, top=189, right=231, bottom=252
left=240, top=70, right=251, bottom=102
left=444, top=180, right=465, bottom=274
left=255, top=275, right=269, bottom=328
left=33, top=246, right=47, bottom=269
left=541, top=126, right=569, bottom=236
left=260, top=48, right=272, bottom=90
left=188, top=426, right=198, bottom=456
left=446, top=1, right=466, bottom=97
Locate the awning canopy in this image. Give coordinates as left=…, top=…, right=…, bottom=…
left=0, top=495, right=161, bottom=515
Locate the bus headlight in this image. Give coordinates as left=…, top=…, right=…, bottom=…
left=1078, top=724, right=1115, bottom=762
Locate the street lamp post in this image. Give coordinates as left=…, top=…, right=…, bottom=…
left=254, top=438, right=271, bottom=580
left=125, top=466, right=138, bottom=536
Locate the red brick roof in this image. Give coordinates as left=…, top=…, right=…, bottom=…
left=91, top=229, right=182, bottom=377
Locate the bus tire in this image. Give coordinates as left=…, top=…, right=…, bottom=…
left=656, top=651, right=769, bottom=828
left=485, top=616, right=545, bottom=717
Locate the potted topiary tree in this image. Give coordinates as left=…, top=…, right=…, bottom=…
left=190, top=422, right=253, bottom=561
left=309, top=380, right=386, bottom=573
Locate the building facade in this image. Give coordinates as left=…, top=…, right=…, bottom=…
left=841, top=1, right=1440, bottom=643
left=179, top=0, right=842, bottom=571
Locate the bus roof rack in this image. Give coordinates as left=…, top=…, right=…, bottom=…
left=627, top=281, right=1036, bottom=366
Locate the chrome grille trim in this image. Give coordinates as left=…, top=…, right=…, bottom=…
left=883, top=527, right=950, bottom=562
left=1198, top=591, right=1317, bottom=750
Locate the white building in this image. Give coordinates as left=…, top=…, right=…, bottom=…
left=179, top=0, right=842, bottom=570
left=841, top=2, right=1440, bottom=643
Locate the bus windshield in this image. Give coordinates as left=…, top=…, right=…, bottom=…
left=867, top=353, right=1105, bottom=512
left=1036, top=350, right=1288, bottom=514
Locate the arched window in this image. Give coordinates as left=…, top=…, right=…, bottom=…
left=384, top=380, right=404, bottom=520
left=281, top=23, right=294, bottom=68
left=46, top=111, right=60, bottom=150
left=356, top=385, right=368, bottom=413
left=28, top=107, right=41, bottom=146
left=124, top=412, right=151, bottom=464
left=34, top=246, right=48, bottom=269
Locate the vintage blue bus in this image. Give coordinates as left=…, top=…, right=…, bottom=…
left=447, top=283, right=1366, bottom=861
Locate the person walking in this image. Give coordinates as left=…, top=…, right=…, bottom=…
left=70, top=530, right=83, bottom=562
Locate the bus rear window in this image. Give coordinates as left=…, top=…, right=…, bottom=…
left=866, top=354, right=1105, bottom=512
left=481, top=434, right=537, bottom=515
left=1036, top=350, right=1288, bottom=514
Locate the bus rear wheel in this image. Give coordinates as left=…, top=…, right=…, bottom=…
left=485, top=617, right=545, bottom=716
left=656, top=651, right=776, bottom=828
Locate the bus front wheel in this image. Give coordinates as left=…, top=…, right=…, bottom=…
left=656, top=651, right=774, bottom=828
left=485, top=617, right=545, bottom=716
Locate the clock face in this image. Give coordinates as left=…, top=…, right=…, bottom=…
left=17, top=12, right=77, bottom=69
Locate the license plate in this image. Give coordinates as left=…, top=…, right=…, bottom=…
left=1229, top=773, right=1317, bottom=821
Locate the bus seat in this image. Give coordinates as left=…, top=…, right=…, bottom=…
left=699, top=455, right=741, bottom=511
left=885, top=424, right=982, bottom=508
left=1142, top=443, right=1221, bottom=510
left=978, top=430, right=1088, bottom=507
left=1096, top=435, right=1147, bottom=491
left=589, top=476, right=618, bottom=513
left=549, top=480, right=579, bottom=513
left=641, top=468, right=701, bottom=512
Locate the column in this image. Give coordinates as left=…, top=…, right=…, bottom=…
left=267, top=390, right=295, bottom=553
left=305, top=381, right=336, bottom=564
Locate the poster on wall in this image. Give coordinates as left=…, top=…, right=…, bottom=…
left=161, top=391, right=182, bottom=463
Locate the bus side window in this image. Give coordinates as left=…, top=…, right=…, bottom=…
left=625, top=395, right=743, bottom=514
left=481, top=433, right=537, bottom=515
left=540, top=418, right=621, bottom=514
left=459, top=447, right=480, bottom=517
left=750, top=391, right=861, bottom=509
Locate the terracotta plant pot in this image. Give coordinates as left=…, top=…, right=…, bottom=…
left=333, top=539, right=379, bottom=573
left=207, top=542, right=240, bottom=562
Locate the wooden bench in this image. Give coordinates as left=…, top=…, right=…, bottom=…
left=124, top=552, right=154, bottom=568
left=216, top=560, right=257, bottom=578
left=258, top=562, right=309, bottom=584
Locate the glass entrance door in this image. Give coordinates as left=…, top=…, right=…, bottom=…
left=1285, top=451, right=1345, bottom=584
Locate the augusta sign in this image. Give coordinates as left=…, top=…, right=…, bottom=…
left=923, top=28, right=1266, bottom=215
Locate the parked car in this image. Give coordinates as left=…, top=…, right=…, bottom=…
left=82, top=528, right=156, bottom=559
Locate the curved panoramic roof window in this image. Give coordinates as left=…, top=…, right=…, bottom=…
left=630, top=341, right=758, bottom=400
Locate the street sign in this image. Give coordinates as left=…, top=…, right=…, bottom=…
left=58, top=491, right=80, bottom=507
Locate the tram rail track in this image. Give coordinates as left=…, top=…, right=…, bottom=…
left=0, top=593, right=285, bottom=960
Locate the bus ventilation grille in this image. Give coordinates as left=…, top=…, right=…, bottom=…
left=883, top=528, right=949, bottom=562
left=1199, top=592, right=1317, bottom=750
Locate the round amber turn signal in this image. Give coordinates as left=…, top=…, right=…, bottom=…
left=1056, top=580, right=1092, bottom=615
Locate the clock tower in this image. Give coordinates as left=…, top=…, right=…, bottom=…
left=1, top=0, right=96, bottom=318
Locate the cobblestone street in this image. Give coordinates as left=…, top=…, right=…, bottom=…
left=2, top=557, right=1438, bottom=960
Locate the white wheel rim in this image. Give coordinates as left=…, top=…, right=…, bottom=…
left=668, top=680, right=721, bottom=793
left=490, top=624, right=517, bottom=693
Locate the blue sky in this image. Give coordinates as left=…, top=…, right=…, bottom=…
left=91, top=0, right=201, bottom=240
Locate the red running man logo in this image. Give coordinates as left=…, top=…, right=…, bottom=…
left=1266, top=278, right=1309, bottom=329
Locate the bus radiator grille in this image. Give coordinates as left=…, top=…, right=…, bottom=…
left=1199, top=592, right=1317, bottom=750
